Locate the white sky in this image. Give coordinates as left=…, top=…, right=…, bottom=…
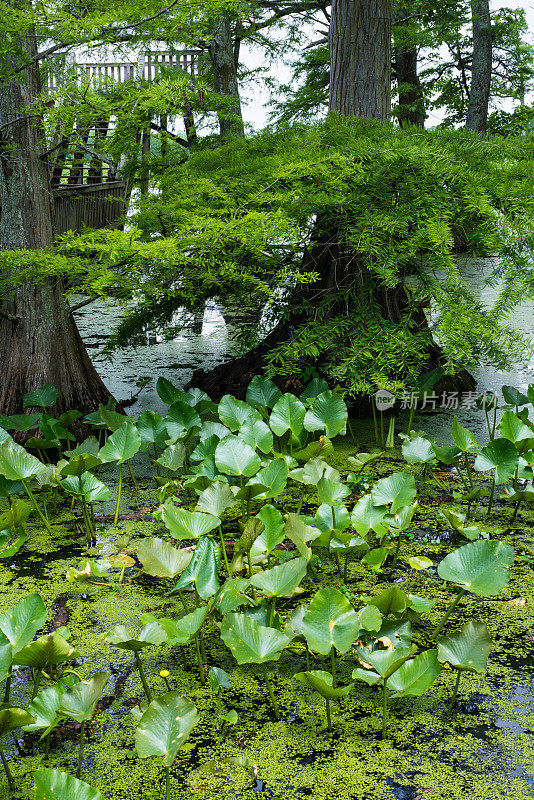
left=240, top=0, right=534, bottom=130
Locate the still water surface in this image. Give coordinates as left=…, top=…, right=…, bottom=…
left=75, top=259, right=534, bottom=443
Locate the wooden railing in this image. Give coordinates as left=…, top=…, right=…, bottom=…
left=46, top=49, right=202, bottom=92
left=51, top=181, right=126, bottom=235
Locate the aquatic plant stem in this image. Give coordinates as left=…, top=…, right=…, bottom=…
left=194, top=636, right=205, bottom=685
left=21, top=480, right=54, bottom=536
left=381, top=680, right=388, bottom=739
left=177, top=590, right=190, bottom=614
left=305, top=643, right=311, bottom=670
left=127, top=459, right=139, bottom=494
left=432, top=590, right=466, bottom=639
left=487, top=473, right=496, bottom=517
left=165, top=765, right=170, bottom=800
left=447, top=671, right=461, bottom=719
left=465, top=454, right=474, bottom=490
left=134, top=651, right=153, bottom=702
left=269, top=599, right=276, bottom=627
left=0, top=747, right=14, bottom=791
left=325, top=698, right=332, bottom=732
left=261, top=664, right=280, bottom=719
left=114, top=463, right=123, bottom=526
left=218, top=526, right=231, bottom=577
left=371, top=401, right=379, bottom=444
left=3, top=667, right=11, bottom=703
left=330, top=648, right=337, bottom=688
left=406, top=403, right=416, bottom=436
left=76, top=720, right=85, bottom=778
left=31, top=668, right=41, bottom=700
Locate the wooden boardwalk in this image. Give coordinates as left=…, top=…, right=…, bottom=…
left=46, top=50, right=200, bottom=233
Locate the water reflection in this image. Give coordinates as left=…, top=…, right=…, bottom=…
left=75, top=258, right=534, bottom=442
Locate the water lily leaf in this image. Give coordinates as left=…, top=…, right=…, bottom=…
left=432, top=444, right=462, bottom=465
left=157, top=607, right=207, bottom=645
left=437, top=621, right=491, bottom=673
left=269, top=394, right=306, bottom=437
left=199, top=422, right=232, bottom=441
left=502, top=386, right=529, bottom=407
left=292, top=436, right=334, bottom=462
left=137, top=538, right=193, bottom=578
left=162, top=503, right=220, bottom=541
left=474, top=438, right=519, bottom=483
left=166, top=400, right=201, bottom=440
left=218, top=396, right=260, bottom=432
left=98, top=422, right=141, bottom=464
left=371, top=471, right=416, bottom=513
left=0, top=499, right=32, bottom=532
left=0, top=593, right=46, bottom=652
left=13, top=632, right=78, bottom=667
left=156, top=377, right=184, bottom=406
left=155, top=444, right=185, bottom=471
left=302, top=587, right=359, bottom=655
left=220, top=613, right=289, bottom=664
left=311, top=504, right=351, bottom=537
left=59, top=671, right=109, bottom=722
left=367, top=587, right=408, bottom=616
left=70, top=437, right=100, bottom=458
left=285, top=513, right=322, bottom=560
left=60, top=473, right=111, bottom=503
left=35, top=769, right=105, bottom=800
left=357, top=605, right=382, bottom=632
left=250, top=557, right=307, bottom=598
left=135, top=692, right=199, bottom=767
left=250, top=505, right=285, bottom=556
left=362, top=547, right=389, bottom=570
left=351, top=495, right=388, bottom=536
left=0, top=531, right=27, bottom=558
left=137, top=410, right=169, bottom=449
left=246, top=376, right=282, bottom=412
left=212, top=578, right=254, bottom=614
left=303, top=391, right=347, bottom=438
left=0, top=704, right=35, bottom=737
left=355, top=645, right=413, bottom=679
left=60, top=454, right=102, bottom=477
left=215, top=436, right=261, bottom=477
left=23, top=385, right=59, bottom=409
left=248, top=458, right=289, bottom=499
left=386, top=650, right=441, bottom=697
left=239, top=418, right=273, bottom=454
left=23, top=686, right=62, bottom=734
left=437, top=539, right=515, bottom=596
left=196, top=481, right=237, bottom=516
left=407, top=595, right=435, bottom=614
left=0, top=442, right=47, bottom=481
left=402, top=437, right=436, bottom=465
left=295, top=670, right=353, bottom=699
left=300, top=379, right=330, bottom=406
left=0, top=413, right=40, bottom=432
left=451, top=417, right=478, bottom=452
left=209, top=666, right=232, bottom=691
left=105, top=622, right=166, bottom=652
left=171, top=535, right=221, bottom=599
left=317, top=476, right=350, bottom=506
left=348, top=451, right=381, bottom=472
left=408, top=556, right=433, bottom=570
left=290, top=457, right=328, bottom=486
left=498, top=410, right=534, bottom=447
left=376, top=620, right=412, bottom=649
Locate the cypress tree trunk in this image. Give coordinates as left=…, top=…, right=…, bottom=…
left=0, top=3, right=112, bottom=416
left=209, top=16, right=244, bottom=138
left=394, top=45, right=425, bottom=127
left=465, top=0, right=492, bottom=132
left=329, top=0, right=392, bottom=120
left=190, top=0, right=473, bottom=400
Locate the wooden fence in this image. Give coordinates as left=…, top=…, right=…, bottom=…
left=51, top=181, right=126, bottom=235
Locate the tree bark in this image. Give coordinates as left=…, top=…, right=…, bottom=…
left=209, top=16, right=245, bottom=138
left=329, top=0, right=392, bottom=120
left=190, top=0, right=474, bottom=401
left=0, top=1, right=112, bottom=417
left=465, top=0, right=492, bottom=132
left=394, top=45, right=425, bottom=127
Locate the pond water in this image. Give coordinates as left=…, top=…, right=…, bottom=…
left=75, top=258, right=534, bottom=444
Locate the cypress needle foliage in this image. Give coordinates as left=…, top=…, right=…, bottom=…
left=2, top=118, right=534, bottom=392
